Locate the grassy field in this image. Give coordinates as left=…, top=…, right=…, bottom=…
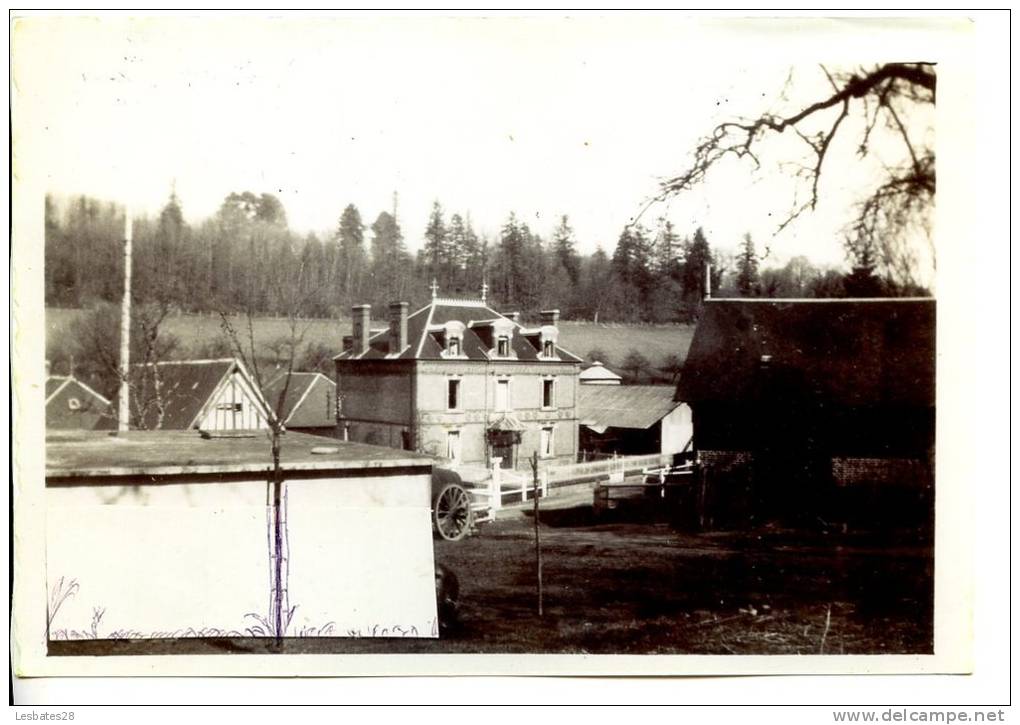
left=46, top=308, right=695, bottom=370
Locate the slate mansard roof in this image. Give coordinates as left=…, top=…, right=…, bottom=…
left=335, top=298, right=584, bottom=363
left=677, top=298, right=935, bottom=409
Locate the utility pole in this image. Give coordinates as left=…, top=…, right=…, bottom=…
left=117, top=209, right=133, bottom=432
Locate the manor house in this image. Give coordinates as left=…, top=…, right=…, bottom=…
left=334, top=288, right=582, bottom=471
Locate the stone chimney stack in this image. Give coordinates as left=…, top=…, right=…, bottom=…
left=502, top=311, right=520, bottom=323
left=351, top=304, right=371, bottom=355
left=540, top=309, right=560, bottom=328
left=388, top=301, right=409, bottom=353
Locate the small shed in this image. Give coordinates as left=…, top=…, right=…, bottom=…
left=263, top=372, right=337, bottom=437
left=46, top=375, right=111, bottom=429
left=579, top=361, right=623, bottom=386
left=45, top=430, right=438, bottom=641
left=578, top=384, right=692, bottom=458
left=97, top=358, right=272, bottom=431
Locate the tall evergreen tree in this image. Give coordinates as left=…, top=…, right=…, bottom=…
left=735, top=233, right=760, bottom=297
left=369, top=210, right=411, bottom=305
left=421, top=201, right=449, bottom=292
left=551, top=215, right=581, bottom=285
left=335, top=204, right=365, bottom=309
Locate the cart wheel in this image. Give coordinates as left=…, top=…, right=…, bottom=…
left=433, top=483, right=474, bottom=541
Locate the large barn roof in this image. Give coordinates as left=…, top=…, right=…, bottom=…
left=677, top=298, right=935, bottom=408
left=335, top=298, right=583, bottom=363
left=578, top=384, right=682, bottom=433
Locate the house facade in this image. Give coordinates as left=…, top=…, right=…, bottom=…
left=335, top=295, right=582, bottom=471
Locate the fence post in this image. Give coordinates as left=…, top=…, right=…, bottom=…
left=490, top=462, right=502, bottom=512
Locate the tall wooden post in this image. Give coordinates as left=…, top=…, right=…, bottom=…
left=531, top=451, right=543, bottom=617
left=117, top=210, right=133, bottom=432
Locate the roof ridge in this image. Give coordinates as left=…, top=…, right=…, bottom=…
left=707, top=297, right=935, bottom=303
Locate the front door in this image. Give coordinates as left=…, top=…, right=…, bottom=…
left=489, top=429, right=517, bottom=468
left=491, top=441, right=515, bottom=468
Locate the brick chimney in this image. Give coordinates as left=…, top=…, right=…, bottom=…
left=351, top=304, right=371, bottom=355
left=540, top=309, right=560, bottom=328
left=388, top=301, right=409, bottom=353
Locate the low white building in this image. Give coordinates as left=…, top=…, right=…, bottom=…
left=45, top=430, right=438, bottom=641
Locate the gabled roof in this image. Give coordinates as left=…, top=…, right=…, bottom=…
left=677, top=298, right=935, bottom=408
left=263, top=371, right=336, bottom=428
left=335, top=298, right=583, bottom=363
left=98, top=358, right=271, bottom=430
left=578, top=385, right=682, bottom=433
left=46, top=376, right=112, bottom=429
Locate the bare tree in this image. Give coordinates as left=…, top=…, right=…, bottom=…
left=218, top=249, right=328, bottom=642
left=650, top=63, right=936, bottom=289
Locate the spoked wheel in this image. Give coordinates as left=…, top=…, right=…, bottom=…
left=433, top=483, right=474, bottom=541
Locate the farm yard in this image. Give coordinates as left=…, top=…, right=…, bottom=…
left=52, top=488, right=934, bottom=657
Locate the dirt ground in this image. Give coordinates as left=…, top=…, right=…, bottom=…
left=425, top=496, right=934, bottom=655
left=53, top=488, right=933, bottom=657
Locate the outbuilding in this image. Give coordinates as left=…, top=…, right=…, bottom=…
left=46, top=375, right=111, bottom=429
left=263, top=371, right=338, bottom=437
left=45, top=430, right=438, bottom=642
left=578, top=384, right=692, bottom=458
left=97, top=358, right=272, bottom=431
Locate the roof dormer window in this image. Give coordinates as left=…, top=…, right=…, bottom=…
left=543, top=340, right=555, bottom=358
left=497, top=336, right=510, bottom=357
left=441, top=320, right=466, bottom=358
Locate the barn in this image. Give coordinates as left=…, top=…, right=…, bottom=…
left=97, top=358, right=272, bottom=431
left=677, top=298, right=935, bottom=527
left=45, top=375, right=111, bottom=429
left=263, top=371, right=338, bottom=437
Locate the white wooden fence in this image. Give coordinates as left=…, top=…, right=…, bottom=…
left=471, top=453, right=673, bottom=517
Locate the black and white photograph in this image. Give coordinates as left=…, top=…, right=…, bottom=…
left=10, top=12, right=1004, bottom=703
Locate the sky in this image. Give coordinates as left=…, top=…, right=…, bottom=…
left=13, top=14, right=947, bottom=276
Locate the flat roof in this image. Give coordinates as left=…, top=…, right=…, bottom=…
left=46, top=430, right=433, bottom=479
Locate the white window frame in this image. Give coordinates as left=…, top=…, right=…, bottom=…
left=446, top=429, right=462, bottom=463
left=540, top=425, right=554, bottom=458
left=495, top=377, right=512, bottom=412
left=541, top=376, right=555, bottom=409
left=447, top=376, right=462, bottom=411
